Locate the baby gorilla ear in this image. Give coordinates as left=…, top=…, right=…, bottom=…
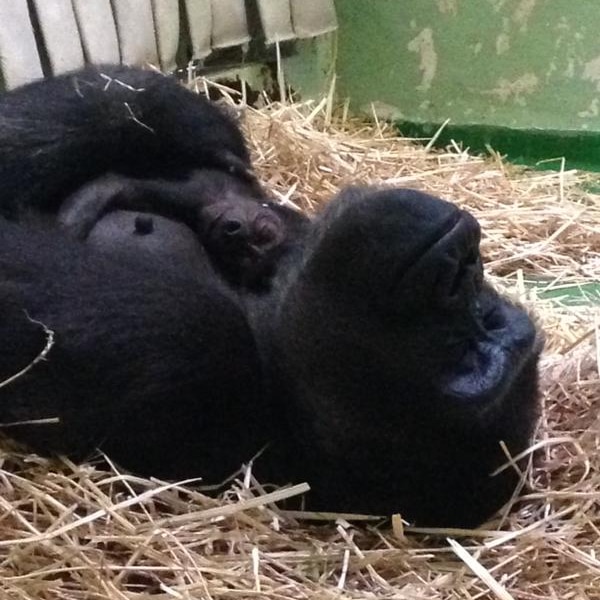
left=57, top=174, right=135, bottom=239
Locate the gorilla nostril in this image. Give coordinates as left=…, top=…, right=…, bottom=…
left=447, top=262, right=466, bottom=298
left=223, top=220, right=243, bottom=236
left=483, top=305, right=507, bottom=331
left=134, top=215, right=154, bottom=235
left=255, top=223, right=277, bottom=245
left=465, top=248, right=478, bottom=265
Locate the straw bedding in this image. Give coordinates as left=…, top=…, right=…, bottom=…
left=0, top=94, right=599, bottom=599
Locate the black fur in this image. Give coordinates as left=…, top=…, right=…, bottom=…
left=0, top=66, right=542, bottom=527
left=272, top=187, right=541, bottom=526
left=0, top=220, right=269, bottom=478
left=0, top=65, right=254, bottom=217
left=57, top=170, right=289, bottom=288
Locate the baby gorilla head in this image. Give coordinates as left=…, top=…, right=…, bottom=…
left=199, top=199, right=285, bottom=288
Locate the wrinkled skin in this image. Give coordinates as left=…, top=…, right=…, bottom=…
left=0, top=66, right=542, bottom=527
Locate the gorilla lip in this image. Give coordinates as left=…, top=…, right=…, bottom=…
left=422, top=212, right=539, bottom=406
left=441, top=297, right=539, bottom=405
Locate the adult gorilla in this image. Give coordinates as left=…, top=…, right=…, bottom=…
left=0, top=66, right=542, bottom=527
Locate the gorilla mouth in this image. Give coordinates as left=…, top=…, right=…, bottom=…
left=441, top=296, right=540, bottom=405
left=419, top=212, right=541, bottom=405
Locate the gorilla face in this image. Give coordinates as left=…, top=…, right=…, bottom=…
left=275, top=188, right=542, bottom=526
left=289, top=188, right=539, bottom=398
left=200, top=198, right=286, bottom=287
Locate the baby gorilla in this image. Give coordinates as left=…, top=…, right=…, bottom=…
left=57, top=170, right=288, bottom=288
left=0, top=65, right=254, bottom=217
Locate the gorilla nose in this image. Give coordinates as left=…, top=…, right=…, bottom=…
left=434, top=213, right=483, bottom=305
left=222, top=219, right=243, bottom=236
left=445, top=250, right=483, bottom=298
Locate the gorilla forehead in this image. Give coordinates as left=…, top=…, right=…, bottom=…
left=300, top=187, right=482, bottom=305
left=314, top=187, right=478, bottom=253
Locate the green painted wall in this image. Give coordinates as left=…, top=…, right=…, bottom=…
left=284, top=35, right=337, bottom=100
left=208, top=35, right=335, bottom=105
left=335, top=0, right=600, bottom=165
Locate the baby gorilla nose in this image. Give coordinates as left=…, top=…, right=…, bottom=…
left=222, top=219, right=243, bottom=236
left=253, top=215, right=281, bottom=249
left=200, top=200, right=286, bottom=288
left=203, top=203, right=282, bottom=248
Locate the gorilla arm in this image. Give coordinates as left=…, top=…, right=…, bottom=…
left=0, top=218, right=272, bottom=481
left=0, top=65, right=254, bottom=218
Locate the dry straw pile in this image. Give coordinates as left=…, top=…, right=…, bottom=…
left=0, top=92, right=599, bottom=599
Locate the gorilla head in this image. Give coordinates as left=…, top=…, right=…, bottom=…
left=274, top=188, right=542, bottom=526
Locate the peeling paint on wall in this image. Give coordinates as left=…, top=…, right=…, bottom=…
left=336, top=0, right=600, bottom=133
left=582, top=55, right=600, bottom=91
left=407, top=28, right=437, bottom=92
left=513, top=0, right=537, bottom=33
left=496, top=32, right=510, bottom=55
left=471, top=41, right=483, bottom=55
left=544, top=60, right=557, bottom=82
left=564, top=59, right=576, bottom=78
left=359, top=100, right=405, bottom=121
left=436, top=0, right=458, bottom=16
left=488, top=0, right=508, bottom=13
left=482, top=73, right=539, bottom=104
left=578, top=98, right=599, bottom=118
